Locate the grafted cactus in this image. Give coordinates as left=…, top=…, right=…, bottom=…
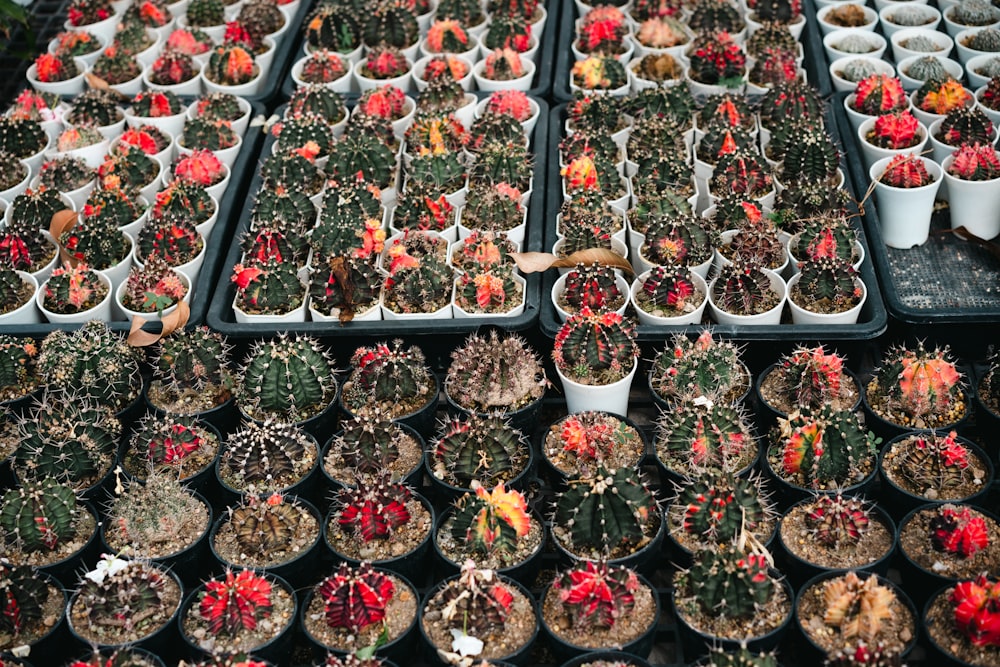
left=341, top=339, right=434, bottom=419
left=450, top=482, right=531, bottom=561
left=553, top=466, right=658, bottom=557
left=551, top=560, right=639, bottom=630
left=868, top=342, right=965, bottom=428
left=432, top=414, right=526, bottom=487
left=895, top=431, right=979, bottom=493
left=197, top=569, right=273, bottom=636
left=334, top=473, right=413, bottom=542
left=430, top=560, right=515, bottom=637
left=74, top=555, right=173, bottom=637
left=0, top=477, right=79, bottom=552
left=712, top=263, right=781, bottom=316
left=774, top=405, right=879, bottom=488
left=930, top=504, right=989, bottom=558
left=552, top=308, right=638, bottom=386
left=227, top=493, right=309, bottom=559
left=237, top=333, right=336, bottom=423
left=818, top=572, right=896, bottom=643
left=220, top=421, right=315, bottom=492
left=558, top=264, right=624, bottom=314
left=317, top=563, right=395, bottom=632
left=804, top=493, right=872, bottom=548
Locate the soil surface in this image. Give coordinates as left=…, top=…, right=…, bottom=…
left=779, top=503, right=893, bottom=569
left=0, top=581, right=63, bottom=651
left=673, top=572, right=791, bottom=642
left=70, top=571, right=182, bottom=645
left=121, top=423, right=220, bottom=482
left=925, top=587, right=1000, bottom=666
left=302, top=573, right=416, bottom=651
left=544, top=414, right=645, bottom=477
left=881, top=437, right=988, bottom=501
left=146, top=378, right=233, bottom=416
left=104, top=492, right=209, bottom=560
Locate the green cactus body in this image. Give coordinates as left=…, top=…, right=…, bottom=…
left=774, top=405, right=879, bottom=488
left=363, top=0, right=419, bottom=49
left=59, top=212, right=130, bottom=271
left=747, top=21, right=798, bottom=58
left=780, top=128, right=841, bottom=186
left=417, top=77, right=468, bottom=117
left=435, top=0, right=485, bottom=29
left=677, top=473, right=770, bottom=545
left=326, top=131, right=396, bottom=188
left=469, top=141, right=532, bottom=190
left=1, top=477, right=79, bottom=552
left=689, top=0, right=745, bottom=34
left=553, top=465, right=658, bottom=558
left=627, top=86, right=696, bottom=126
left=104, top=473, right=207, bottom=556
left=0, top=335, right=39, bottom=402
left=187, top=0, right=224, bottom=26
left=0, top=560, right=51, bottom=637
left=792, top=258, right=862, bottom=314
left=758, top=80, right=824, bottom=130
left=937, top=105, right=996, bottom=146
left=273, top=114, right=335, bottom=158
left=220, top=421, right=316, bottom=492
left=650, top=331, right=747, bottom=405
left=65, top=89, right=122, bottom=128
left=680, top=548, right=775, bottom=621
left=237, top=333, right=336, bottom=423
left=640, top=214, right=715, bottom=268
left=204, top=45, right=257, bottom=86
left=342, top=339, right=434, bottom=418
left=91, top=47, right=141, bottom=85
left=124, top=414, right=219, bottom=480
left=0, top=117, right=46, bottom=159
left=0, top=151, right=28, bottom=191
left=560, top=128, right=621, bottom=165
left=406, top=151, right=467, bottom=192
left=432, top=414, right=527, bottom=487
left=231, top=257, right=305, bottom=315
left=0, top=269, right=31, bottom=315
left=304, top=5, right=362, bottom=53
left=461, top=182, right=524, bottom=232
left=37, top=321, right=141, bottom=410
left=712, top=263, right=781, bottom=315
left=382, top=249, right=453, bottom=313
left=552, top=308, right=637, bottom=385
left=448, top=482, right=532, bottom=562
left=629, top=191, right=695, bottom=235
left=631, top=152, right=692, bottom=195
left=260, top=150, right=324, bottom=194
left=557, top=263, right=625, bottom=314
left=326, top=415, right=404, bottom=477
left=309, top=255, right=381, bottom=320
left=38, top=156, right=94, bottom=193
left=74, top=556, right=174, bottom=639
left=658, top=400, right=756, bottom=476
left=8, top=186, right=63, bottom=229
left=445, top=330, right=546, bottom=413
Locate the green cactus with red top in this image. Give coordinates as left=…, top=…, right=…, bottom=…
left=33, top=52, right=80, bottom=82
left=870, top=342, right=965, bottom=426
left=688, top=32, right=746, bottom=85
left=0, top=477, right=79, bottom=552
left=301, top=49, right=348, bottom=84
left=483, top=47, right=527, bottom=80
left=640, top=214, right=713, bottom=267
left=794, top=257, right=862, bottom=312
left=658, top=400, right=755, bottom=473
left=775, top=405, right=878, bottom=487
left=205, top=45, right=257, bottom=85
left=484, top=13, right=532, bottom=52
left=131, top=414, right=210, bottom=468
left=0, top=335, right=39, bottom=401
left=231, top=257, right=305, bottom=314
left=679, top=472, right=769, bottom=544
left=683, top=548, right=775, bottom=620
left=851, top=74, right=908, bottom=115
left=40, top=263, right=107, bottom=313
left=636, top=266, right=701, bottom=314
left=712, top=263, right=780, bottom=316
left=119, top=256, right=187, bottom=313
left=334, top=472, right=413, bottom=542
left=552, top=560, right=639, bottom=630
left=341, top=339, right=434, bottom=416
left=137, top=214, right=203, bottom=267
left=553, top=308, right=637, bottom=385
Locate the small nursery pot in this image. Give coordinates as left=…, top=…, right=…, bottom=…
left=0, top=271, right=41, bottom=324
left=707, top=268, right=787, bottom=326
left=36, top=269, right=113, bottom=324
left=215, top=423, right=323, bottom=508
left=552, top=506, right=665, bottom=576
left=922, top=583, right=1000, bottom=667
left=877, top=432, right=993, bottom=520
left=762, top=444, right=878, bottom=511
left=0, top=569, right=69, bottom=666
left=786, top=273, right=867, bottom=325
left=942, top=152, right=1000, bottom=239
left=868, top=154, right=942, bottom=248
left=555, top=356, right=638, bottom=417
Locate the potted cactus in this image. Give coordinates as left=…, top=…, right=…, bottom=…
left=121, top=413, right=222, bottom=490
left=858, top=110, right=928, bottom=171
left=292, top=49, right=350, bottom=90
left=685, top=32, right=747, bottom=95
left=460, top=183, right=526, bottom=239
left=0, top=560, right=67, bottom=663
left=648, top=331, right=750, bottom=408
left=380, top=239, right=453, bottom=318
left=755, top=345, right=862, bottom=427
left=0, top=117, right=48, bottom=169
left=230, top=257, right=307, bottom=323
left=433, top=482, right=544, bottom=583
left=303, top=4, right=362, bottom=57
left=777, top=493, right=896, bottom=585
left=27, top=52, right=85, bottom=95
left=869, top=152, right=943, bottom=248
left=338, top=340, right=438, bottom=433
left=671, top=546, right=792, bottom=660
left=216, top=420, right=320, bottom=500
left=0, top=335, right=41, bottom=410
left=655, top=398, right=757, bottom=482
left=144, top=49, right=200, bottom=94
left=708, top=261, right=787, bottom=325
left=0, top=267, right=39, bottom=325
left=924, top=575, right=1000, bottom=666
left=300, top=562, right=418, bottom=663
left=210, top=492, right=321, bottom=586
left=551, top=263, right=627, bottom=321
left=90, top=44, right=143, bottom=92
left=444, top=330, right=547, bottom=426
left=67, top=553, right=183, bottom=652
left=37, top=262, right=112, bottom=323
left=864, top=341, right=968, bottom=435
left=786, top=256, right=866, bottom=325
left=540, top=560, right=658, bottom=661
left=942, top=142, right=1000, bottom=239
left=179, top=118, right=241, bottom=169
left=137, top=214, right=206, bottom=282
left=419, top=560, right=537, bottom=664
left=0, top=151, right=30, bottom=201
left=203, top=44, right=261, bottom=94
left=178, top=568, right=297, bottom=661
left=630, top=266, right=708, bottom=326
left=57, top=208, right=134, bottom=288
left=116, top=256, right=190, bottom=321
left=65, top=0, right=116, bottom=39
left=543, top=411, right=645, bottom=479
left=427, top=413, right=531, bottom=499
left=552, top=308, right=638, bottom=416
left=322, top=415, right=425, bottom=487
left=574, top=6, right=629, bottom=58
left=570, top=55, right=627, bottom=93
left=36, top=156, right=95, bottom=208
left=355, top=46, right=413, bottom=91
left=795, top=571, right=917, bottom=661
left=635, top=212, right=715, bottom=278
left=452, top=270, right=524, bottom=317
left=475, top=47, right=535, bottom=91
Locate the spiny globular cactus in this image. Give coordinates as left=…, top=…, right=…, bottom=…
left=895, top=431, right=979, bottom=494
left=231, top=258, right=306, bottom=315
left=0, top=335, right=39, bottom=402
left=445, top=330, right=547, bottom=414
left=220, top=421, right=314, bottom=492
left=776, top=405, right=879, bottom=488
left=869, top=342, right=965, bottom=428
left=237, top=333, right=336, bottom=423
left=75, top=555, right=172, bottom=637
left=711, top=149, right=773, bottom=199
left=678, top=473, right=769, bottom=544
left=878, top=153, right=932, bottom=188
left=684, top=548, right=775, bottom=620
left=205, top=45, right=257, bottom=86
left=450, top=482, right=531, bottom=561
left=650, top=331, right=747, bottom=405
left=658, top=400, right=754, bottom=475
left=554, top=466, right=657, bottom=557
left=558, top=264, right=625, bottom=314
left=227, top=493, right=308, bottom=559
left=551, top=560, right=639, bottom=630
left=432, top=414, right=526, bottom=487
left=866, top=111, right=922, bottom=150
left=432, top=560, right=514, bottom=636
left=636, top=267, right=701, bottom=316
left=341, top=340, right=434, bottom=419
left=804, top=494, right=872, bottom=548
left=793, top=258, right=863, bottom=313
left=105, top=472, right=206, bottom=556
left=712, top=263, right=781, bottom=316
left=552, top=308, right=638, bottom=386
left=363, top=0, right=419, bottom=49
left=937, top=105, right=995, bottom=147
left=777, top=345, right=851, bottom=411
left=930, top=505, right=989, bottom=558
left=0, top=477, right=78, bottom=552
left=820, top=572, right=896, bottom=643
left=334, top=473, right=413, bottom=542
left=824, top=643, right=905, bottom=667
left=950, top=575, right=1000, bottom=647
left=704, top=646, right=780, bottom=667
left=0, top=560, right=51, bottom=638
left=780, top=126, right=841, bottom=186
left=317, top=562, right=395, bottom=632
left=852, top=74, right=909, bottom=115
left=198, top=569, right=273, bottom=637
left=948, top=142, right=1000, bottom=181
left=153, top=325, right=233, bottom=396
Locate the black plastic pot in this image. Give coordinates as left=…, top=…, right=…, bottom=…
left=775, top=497, right=897, bottom=589
left=0, top=655, right=33, bottom=666
left=972, top=373, right=1000, bottom=466
left=142, top=381, right=241, bottom=438
left=896, top=503, right=1000, bottom=610
left=559, top=651, right=653, bottom=667
left=324, top=490, right=435, bottom=584
left=66, top=563, right=184, bottom=662
left=119, top=418, right=224, bottom=504
left=551, top=505, right=665, bottom=576
left=664, top=500, right=778, bottom=570
left=425, top=437, right=537, bottom=506
left=299, top=569, right=419, bottom=665
left=539, top=574, right=659, bottom=664
left=794, top=571, right=918, bottom=664
left=647, top=361, right=751, bottom=415
left=3, top=569, right=70, bottom=666
left=753, top=363, right=863, bottom=436
left=177, top=572, right=297, bottom=664
left=419, top=573, right=539, bottom=667
left=672, top=573, right=794, bottom=662
left=761, top=444, right=878, bottom=511
left=99, top=491, right=214, bottom=590
left=861, top=383, right=971, bottom=443
left=114, top=389, right=147, bottom=434
left=538, top=411, right=648, bottom=490
left=432, top=505, right=547, bottom=587
left=443, top=389, right=546, bottom=440
left=214, top=428, right=323, bottom=510
left=0, top=385, right=42, bottom=417
left=209, top=495, right=323, bottom=590
left=339, top=371, right=441, bottom=440
left=68, top=647, right=167, bottom=667
left=36, top=500, right=102, bottom=586
left=877, top=432, right=994, bottom=521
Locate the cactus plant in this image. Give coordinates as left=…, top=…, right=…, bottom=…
left=363, top=0, right=419, bottom=49
left=657, top=399, right=755, bottom=476
left=936, top=105, right=995, bottom=147
left=867, top=342, right=966, bottom=429
left=382, top=243, right=453, bottom=314
left=948, top=575, right=1000, bottom=648
left=147, top=49, right=198, bottom=85
left=571, top=55, right=627, bottom=89
left=454, top=271, right=522, bottom=315
left=0, top=268, right=33, bottom=315
left=123, top=413, right=220, bottom=480
left=556, top=263, right=625, bottom=314
left=460, top=183, right=524, bottom=232
left=638, top=213, right=714, bottom=269
left=675, top=547, right=778, bottom=622
left=576, top=6, right=628, bottom=56
left=304, top=4, right=362, bottom=53
left=316, top=562, right=396, bottom=633
left=309, top=255, right=381, bottom=322
left=219, top=420, right=316, bottom=493
left=799, top=573, right=904, bottom=655
left=186, top=0, right=224, bottom=26
left=194, top=568, right=275, bottom=643
left=67, top=0, right=112, bottom=26
left=687, top=32, right=747, bottom=86
left=91, top=44, right=142, bottom=84
left=360, top=46, right=411, bottom=79
left=71, top=554, right=180, bottom=643
left=119, top=256, right=186, bottom=315
left=553, top=465, right=658, bottom=558
left=323, top=415, right=422, bottom=482
left=930, top=505, right=989, bottom=558
left=757, top=80, right=824, bottom=130
left=0, top=151, right=28, bottom=192
left=432, top=414, right=528, bottom=487
left=649, top=331, right=748, bottom=405
left=771, top=405, right=879, bottom=489
left=803, top=493, right=872, bottom=548
left=0, top=560, right=52, bottom=642
left=886, top=430, right=986, bottom=497
left=634, top=266, right=704, bottom=318
left=0, top=117, right=47, bottom=159
left=545, top=411, right=644, bottom=477
left=791, top=257, right=863, bottom=314
left=761, top=345, right=858, bottom=413
left=216, top=492, right=318, bottom=566
left=192, top=92, right=245, bottom=124
left=236, top=333, right=336, bottom=424
left=137, top=213, right=204, bottom=267
left=675, top=472, right=772, bottom=546
left=864, top=110, right=923, bottom=150
left=484, top=13, right=533, bottom=53
left=37, top=320, right=141, bottom=410
left=424, top=560, right=518, bottom=641
left=300, top=49, right=348, bottom=84
left=340, top=339, right=435, bottom=420
left=329, top=471, right=427, bottom=555
left=948, top=142, right=1000, bottom=180
left=552, top=308, right=637, bottom=386
left=634, top=16, right=689, bottom=50
left=448, top=482, right=532, bottom=563
left=711, top=262, right=782, bottom=316
left=0, top=335, right=40, bottom=403
left=779, top=126, right=841, bottom=186
left=703, top=647, right=780, bottom=667
left=913, top=77, right=973, bottom=115
left=37, top=156, right=94, bottom=193
left=445, top=330, right=546, bottom=414
left=259, top=149, right=324, bottom=194
left=689, top=0, right=745, bottom=34
left=39, top=263, right=108, bottom=314
left=181, top=117, right=239, bottom=153
left=104, top=472, right=208, bottom=557
left=203, top=45, right=258, bottom=86
left=32, top=52, right=80, bottom=82
left=550, top=560, right=640, bottom=631
left=1, top=477, right=79, bottom=553
left=231, top=257, right=306, bottom=315
left=435, top=0, right=486, bottom=29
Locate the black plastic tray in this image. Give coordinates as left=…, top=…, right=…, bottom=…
left=206, top=97, right=549, bottom=338
left=836, top=92, right=1000, bottom=324
left=540, top=102, right=888, bottom=341
left=278, top=0, right=558, bottom=101
left=802, top=0, right=834, bottom=97
left=0, top=100, right=266, bottom=336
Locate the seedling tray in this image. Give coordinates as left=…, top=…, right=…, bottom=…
left=836, top=92, right=1000, bottom=324
left=802, top=0, right=834, bottom=96
left=278, top=0, right=558, bottom=101
left=0, top=99, right=266, bottom=336
left=539, top=102, right=888, bottom=341
left=206, top=97, right=549, bottom=338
